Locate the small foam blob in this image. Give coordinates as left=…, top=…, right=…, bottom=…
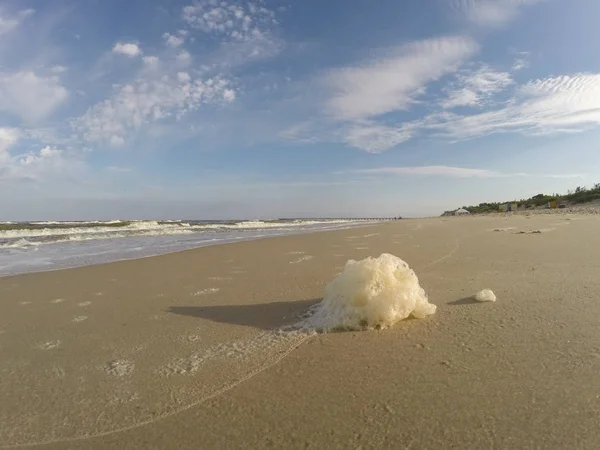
left=475, top=289, right=496, bottom=302
left=304, top=253, right=436, bottom=331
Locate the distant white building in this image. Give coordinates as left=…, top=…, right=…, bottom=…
left=455, top=208, right=470, bottom=215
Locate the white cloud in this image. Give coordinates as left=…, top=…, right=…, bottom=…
left=347, top=166, right=500, bottom=177
left=223, top=89, right=236, bottom=102
left=176, top=50, right=192, bottom=65
left=177, top=71, right=191, bottom=83
left=51, top=65, right=68, bottom=74
left=429, top=73, right=600, bottom=139
left=442, top=65, right=513, bottom=108
left=279, top=122, right=322, bottom=144
left=512, top=59, right=528, bottom=71
left=343, top=123, right=414, bottom=153
left=0, top=8, right=34, bottom=36
left=0, top=143, right=84, bottom=183
left=0, top=128, right=19, bottom=153
left=451, top=0, right=544, bottom=27
left=142, top=56, right=159, bottom=67
left=325, top=36, right=479, bottom=121
left=512, top=52, right=530, bottom=71
left=343, top=165, right=584, bottom=179
left=182, top=0, right=276, bottom=42
left=112, top=42, right=142, bottom=57
left=73, top=73, right=236, bottom=146
left=107, top=166, right=132, bottom=172
left=182, top=0, right=281, bottom=64
left=163, top=32, right=184, bottom=47
left=0, top=71, right=68, bottom=123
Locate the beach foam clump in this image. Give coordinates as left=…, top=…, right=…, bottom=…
left=475, top=289, right=496, bottom=302
left=303, top=253, right=436, bottom=332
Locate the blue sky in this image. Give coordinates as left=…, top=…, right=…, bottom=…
left=1, top=0, right=600, bottom=220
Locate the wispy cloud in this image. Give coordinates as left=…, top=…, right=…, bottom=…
left=327, top=69, right=600, bottom=151
left=512, top=52, right=530, bottom=71
left=342, top=165, right=585, bottom=179
left=50, top=65, right=68, bottom=74
left=450, top=0, right=545, bottom=27
left=0, top=128, right=20, bottom=154
left=182, top=0, right=276, bottom=42
left=0, top=8, right=34, bottom=36
left=342, top=123, right=415, bottom=153
left=441, top=64, right=513, bottom=108
left=107, top=166, right=133, bottom=173
left=429, top=73, right=600, bottom=139
left=73, top=72, right=236, bottom=146
left=182, top=0, right=281, bottom=64
left=324, top=36, right=479, bottom=121
left=0, top=71, right=68, bottom=123
left=163, top=32, right=184, bottom=48
left=0, top=131, right=85, bottom=183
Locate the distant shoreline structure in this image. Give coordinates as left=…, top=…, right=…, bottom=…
left=442, top=182, right=600, bottom=216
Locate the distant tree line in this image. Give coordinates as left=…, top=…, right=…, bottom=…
left=443, top=183, right=600, bottom=215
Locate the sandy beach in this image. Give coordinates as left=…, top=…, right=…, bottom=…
left=2, top=213, right=600, bottom=449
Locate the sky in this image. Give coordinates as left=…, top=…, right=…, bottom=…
left=1, top=0, right=600, bottom=220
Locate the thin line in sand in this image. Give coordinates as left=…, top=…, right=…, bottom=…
left=420, top=239, right=461, bottom=271
left=1, top=334, right=311, bottom=449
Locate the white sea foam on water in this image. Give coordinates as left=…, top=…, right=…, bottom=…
left=300, top=253, right=436, bottom=331
left=1, top=238, right=40, bottom=249
left=475, top=289, right=496, bottom=302
left=0, top=219, right=361, bottom=242
left=1, top=219, right=371, bottom=277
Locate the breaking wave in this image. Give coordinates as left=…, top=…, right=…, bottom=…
left=0, top=219, right=365, bottom=249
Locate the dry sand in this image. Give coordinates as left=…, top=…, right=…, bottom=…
left=2, top=214, right=600, bottom=449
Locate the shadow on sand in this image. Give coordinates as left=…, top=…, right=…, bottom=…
left=167, top=298, right=321, bottom=330
left=447, top=296, right=479, bottom=306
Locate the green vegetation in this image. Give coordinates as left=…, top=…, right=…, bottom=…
left=445, top=183, right=600, bottom=215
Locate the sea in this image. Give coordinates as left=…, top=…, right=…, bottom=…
left=0, top=219, right=371, bottom=277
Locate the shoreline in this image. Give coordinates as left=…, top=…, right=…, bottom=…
left=2, top=214, right=600, bottom=449
left=0, top=221, right=379, bottom=279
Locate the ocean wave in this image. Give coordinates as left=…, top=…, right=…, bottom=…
left=0, top=220, right=188, bottom=239
left=29, top=220, right=125, bottom=226
left=0, top=219, right=363, bottom=249
left=0, top=219, right=357, bottom=239
left=0, top=238, right=41, bottom=249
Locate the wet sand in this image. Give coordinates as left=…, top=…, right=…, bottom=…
left=2, top=214, right=600, bottom=449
